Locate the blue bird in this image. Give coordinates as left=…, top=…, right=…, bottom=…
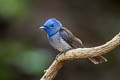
left=40, top=18, right=107, bottom=64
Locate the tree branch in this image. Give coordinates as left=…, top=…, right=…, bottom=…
left=40, top=32, right=120, bottom=80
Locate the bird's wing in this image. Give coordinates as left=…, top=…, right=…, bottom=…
left=60, top=27, right=84, bottom=48
left=60, top=27, right=107, bottom=64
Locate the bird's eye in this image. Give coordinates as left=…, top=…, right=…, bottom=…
left=51, top=24, right=54, bottom=27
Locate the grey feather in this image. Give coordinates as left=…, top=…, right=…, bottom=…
left=48, top=31, right=72, bottom=52
left=48, top=27, right=107, bottom=64
left=59, top=27, right=107, bottom=64
left=60, top=27, right=84, bottom=48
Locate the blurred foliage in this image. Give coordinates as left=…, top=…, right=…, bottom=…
left=0, top=41, right=53, bottom=79
left=0, top=64, right=13, bottom=80
left=0, top=0, right=29, bottom=19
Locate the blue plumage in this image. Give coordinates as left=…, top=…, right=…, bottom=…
left=40, top=18, right=107, bottom=64
left=40, top=18, right=72, bottom=52
left=40, top=18, right=62, bottom=37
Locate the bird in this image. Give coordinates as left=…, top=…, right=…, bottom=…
left=40, top=18, right=107, bottom=64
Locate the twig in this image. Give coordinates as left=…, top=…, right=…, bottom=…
left=40, top=32, right=120, bottom=80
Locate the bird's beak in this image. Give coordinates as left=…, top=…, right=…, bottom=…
left=40, top=26, right=45, bottom=30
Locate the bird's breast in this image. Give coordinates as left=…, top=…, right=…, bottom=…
left=48, top=32, right=72, bottom=52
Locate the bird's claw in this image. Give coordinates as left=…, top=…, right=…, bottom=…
left=55, top=48, right=73, bottom=61
left=55, top=53, right=62, bottom=61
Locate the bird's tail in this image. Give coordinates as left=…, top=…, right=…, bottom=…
left=88, top=56, right=107, bottom=64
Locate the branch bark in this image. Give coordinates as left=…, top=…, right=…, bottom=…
left=40, top=32, right=120, bottom=80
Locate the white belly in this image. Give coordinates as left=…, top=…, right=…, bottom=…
left=48, top=32, right=72, bottom=52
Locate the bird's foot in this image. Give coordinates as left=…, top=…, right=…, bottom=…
left=55, top=48, right=73, bottom=61
left=62, top=48, right=73, bottom=55
left=55, top=52, right=64, bottom=61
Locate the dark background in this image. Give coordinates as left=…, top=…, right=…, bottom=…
left=0, top=0, right=120, bottom=80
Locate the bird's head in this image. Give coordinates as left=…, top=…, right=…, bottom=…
left=40, top=18, right=62, bottom=36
